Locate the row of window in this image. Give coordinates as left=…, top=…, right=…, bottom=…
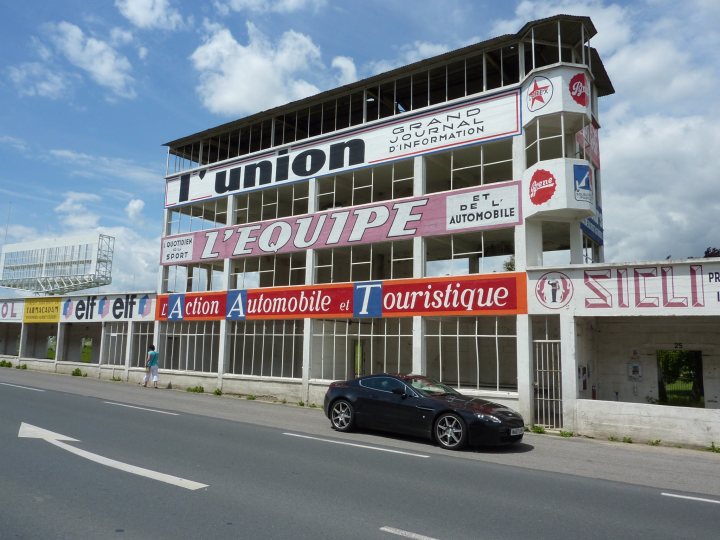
left=167, top=20, right=595, bottom=174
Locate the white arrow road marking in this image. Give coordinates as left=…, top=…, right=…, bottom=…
left=18, top=423, right=208, bottom=491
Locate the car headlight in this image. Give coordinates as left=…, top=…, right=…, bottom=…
left=476, top=413, right=501, bottom=423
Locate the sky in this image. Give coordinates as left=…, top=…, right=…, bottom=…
left=1, top=0, right=718, bottom=296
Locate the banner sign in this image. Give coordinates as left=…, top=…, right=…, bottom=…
left=61, top=294, right=155, bottom=322
left=160, top=182, right=522, bottom=265
left=529, top=262, right=720, bottom=315
left=156, top=273, right=527, bottom=321
left=165, top=90, right=521, bottom=208
left=0, top=299, right=24, bottom=322
left=575, top=123, right=600, bottom=169
left=24, top=298, right=60, bottom=323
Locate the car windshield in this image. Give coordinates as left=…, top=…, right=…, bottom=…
left=407, top=376, right=461, bottom=397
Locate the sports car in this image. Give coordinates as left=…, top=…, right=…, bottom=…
left=323, top=373, right=525, bottom=450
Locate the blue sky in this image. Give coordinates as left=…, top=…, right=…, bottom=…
left=1, top=0, right=719, bottom=295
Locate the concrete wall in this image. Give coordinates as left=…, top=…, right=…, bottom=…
left=576, top=399, right=720, bottom=447
left=588, top=317, right=719, bottom=408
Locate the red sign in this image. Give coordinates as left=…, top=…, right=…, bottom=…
left=156, top=292, right=226, bottom=321
left=381, top=274, right=526, bottom=317
left=529, top=169, right=557, bottom=205
left=569, top=73, right=588, bottom=106
left=245, top=284, right=354, bottom=319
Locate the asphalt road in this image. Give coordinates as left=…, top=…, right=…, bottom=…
left=1, top=368, right=719, bottom=540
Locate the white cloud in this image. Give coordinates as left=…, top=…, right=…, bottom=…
left=367, top=41, right=450, bottom=75
left=45, top=21, right=136, bottom=99
left=7, top=62, right=70, bottom=99
left=216, top=0, right=326, bottom=14
left=55, top=192, right=101, bottom=230
left=126, top=199, right=145, bottom=221
left=491, top=0, right=633, bottom=55
left=49, top=149, right=161, bottom=185
left=0, top=135, right=29, bottom=152
left=110, top=27, right=134, bottom=46
left=190, top=22, right=322, bottom=115
left=115, top=0, right=184, bottom=30
left=331, top=56, right=357, bottom=86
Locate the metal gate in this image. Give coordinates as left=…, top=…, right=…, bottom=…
left=533, top=340, right=562, bottom=429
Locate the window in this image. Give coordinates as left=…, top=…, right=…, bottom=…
left=425, top=316, right=517, bottom=391
left=360, top=376, right=406, bottom=393
left=311, top=318, right=413, bottom=380
left=425, top=139, right=513, bottom=194
left=656, top=350, right=704, bottom=408
left=425, top=230, right=515, bottom=276
left=228, top=319, right=303, bottom=378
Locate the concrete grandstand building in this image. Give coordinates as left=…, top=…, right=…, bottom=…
left=1, top=15, right=718, bottom=446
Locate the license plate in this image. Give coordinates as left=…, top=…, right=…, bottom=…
left=510, top=427, right=524, bottom=436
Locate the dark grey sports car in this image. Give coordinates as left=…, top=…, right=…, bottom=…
left=323, top=373, right=525, bottom=450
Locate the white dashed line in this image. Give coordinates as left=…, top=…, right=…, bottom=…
left=380, top=526, right=439, bottom=539
left=104, top=401, right=179, bottom=415
left=283, top=433, right=429, bottom=458
left=0, top=382, right=45, bottom=392
left=662, top=492, right=720, bottom=505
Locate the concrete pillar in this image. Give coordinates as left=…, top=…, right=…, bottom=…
left=516, top=314, right=534, bottom=424
left=525, top=220, right=544, bottom=267
left=569, top=220, right=584, bottom=264
left=412, top=155, right=426, bottom=376
left=560, top=312, right=579, bottom=431
left=55, top=322, right=66, bottom=363
left=302, top=178, right=317, bottom=400
left=18, top=322, right=27, bottom=359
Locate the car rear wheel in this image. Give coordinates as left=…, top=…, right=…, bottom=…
left=330, top=399, right=355, bottom=432
left=434, top=413, right=467, bottom=450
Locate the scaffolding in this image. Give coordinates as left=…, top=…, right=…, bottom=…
left=0, top=234, right=114, bottom=295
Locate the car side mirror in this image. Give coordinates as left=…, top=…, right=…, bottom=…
left=392, top=387, right=406, bottom=398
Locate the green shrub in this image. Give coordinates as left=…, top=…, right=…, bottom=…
left=21, top=364, right=27, bottom=369
left=622, top=437, right=633, bottom=444
left=709, top=442, right=720, bottom=453
left=71, top=368, right=82, bottom=377
left=559, top=430, right=574, bottom=438
left=298, top=400, right=305, bottom=407
left=530, top=425, right=545, bottom=434
left=246, top=394, right=256, bottom=400
left=213, top=388, right=222, bottom=396
left=186, top=385, right=204, bottom=393
left=0, top=360, right=11, bottom=368
left=648, top=439, right=661, bottom=446
left=608, top=436, right=619, bottom=442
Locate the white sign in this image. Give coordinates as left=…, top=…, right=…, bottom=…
left=528, top=262, right=720, bottom=315
left=445, top=184, right=520, bottom=230
left=165, top=90, right=521, bottom=208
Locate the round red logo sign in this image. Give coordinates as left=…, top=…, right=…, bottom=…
left=529, top=169, right=557, bottom=206
left=569, top=73, right=588, bottom=106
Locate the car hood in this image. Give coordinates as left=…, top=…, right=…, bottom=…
left=435, top=394, right=523, bottom=420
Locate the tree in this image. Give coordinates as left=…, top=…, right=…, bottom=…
left=703, top=247, right=720, bottom=258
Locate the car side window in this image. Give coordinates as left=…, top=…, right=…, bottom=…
left=360, top=377, right=404, bottom=393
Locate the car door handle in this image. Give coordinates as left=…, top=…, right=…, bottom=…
left=416, top=406, right=434, bottom=412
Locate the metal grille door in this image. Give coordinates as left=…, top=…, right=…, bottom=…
left=533, top=340, right=562, bottom=429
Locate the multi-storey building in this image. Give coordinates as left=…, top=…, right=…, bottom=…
left=156, top=14, right=611, bottom=422
left=2, top=14, right=718, bottom=446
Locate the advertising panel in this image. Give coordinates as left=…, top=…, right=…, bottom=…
left=60, top=294, right=155, bottom=322
left=0, top=299, right=24, bottom=322
left=156, top=273, right=527, bottom=321
left=529, top=262, right=720, bottom=315
left=523, top=158, right=595, bottom=218
left=165, top=90, right=521, bottom=208
left=160, top=182, right=522, bottom=265
left=523, top=67, right=592, bottom=125
left=24, top=298, right=60, bottom=323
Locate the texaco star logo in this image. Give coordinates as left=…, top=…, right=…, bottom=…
left=527, top=76, right=553, bottom=112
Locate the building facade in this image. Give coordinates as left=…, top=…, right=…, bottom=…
left=2, top=15, right=718, bottom=446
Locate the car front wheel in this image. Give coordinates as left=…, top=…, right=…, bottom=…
left=434, top=413, right=467, bottom=450
left=330, top=399, right=355, bottom=432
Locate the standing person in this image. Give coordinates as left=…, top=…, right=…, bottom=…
left=142, top=345, right=160, bottom=388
